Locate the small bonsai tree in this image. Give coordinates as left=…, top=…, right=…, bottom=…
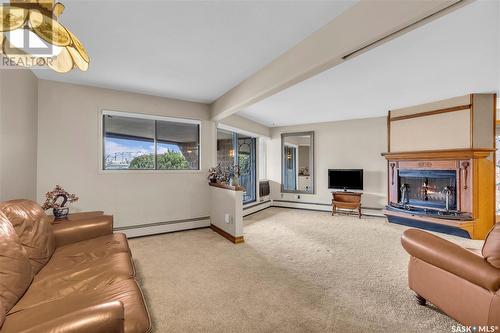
left=42, top=185, right=79, bottom=210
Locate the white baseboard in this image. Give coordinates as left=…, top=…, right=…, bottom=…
left=243, top=200, right=272, bottom=216
left=115, top=217, right=210, bottom=238
left=271, top=200, right=385, bottom=217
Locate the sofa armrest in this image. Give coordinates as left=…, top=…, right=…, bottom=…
left=51, top=214, right=114, bottom=248
left=401, top=229, right=500, bottom=292
left=9, top=301, right=124, bottom=333
left=55, top=211, right=105, bottom=221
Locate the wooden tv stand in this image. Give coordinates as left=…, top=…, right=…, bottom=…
left=332, top=191, right=362, bottom=218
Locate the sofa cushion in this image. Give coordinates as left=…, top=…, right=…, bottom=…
left=34, top=233, right=130, bottom=280
left=11, top=252, right=135, bottom=313
left=482, top=223, right=500, bottom=268
left=0, top=200, right=55, bottom=274
left=4, top=279, right=150, bottom=333
left=0, top=211, right=34, bottom=313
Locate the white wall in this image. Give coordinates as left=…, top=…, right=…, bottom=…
left=210, top=186, right=243, bottom=237
left=37, top=80, right=214, bottom=228
left=0, top=69, right=38, bottom=201
left=268, top=117, right=388, bottom=209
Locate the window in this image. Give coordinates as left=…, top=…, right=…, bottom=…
left=102, top=111, right=200, bottom=170
left=217, top=129, right=257, bottom=204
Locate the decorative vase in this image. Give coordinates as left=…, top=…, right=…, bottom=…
left=231, top=176, right=239, bottom=187
left=53, top=206, right=69, bottom=219
left=52, top=194, right=69, bottom=219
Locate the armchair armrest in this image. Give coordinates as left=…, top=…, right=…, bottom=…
left=9, top=301, right=124, bottom=333
left=401, top=229, right=500, bottom=292
left=51, top=214, right=114, bottom=248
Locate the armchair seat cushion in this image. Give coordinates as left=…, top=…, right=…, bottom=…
left=3, top=279, right=150, bottom=333
left=483, top=223, right=500, bottom=268
left=402, top=229, right=500, bottom=292
left=11, top=252, right=135, bottom=313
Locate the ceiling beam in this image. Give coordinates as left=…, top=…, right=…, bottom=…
left=211, top=0, right=470, bottom=121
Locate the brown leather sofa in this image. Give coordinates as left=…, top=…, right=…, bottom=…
left=0, top=199, right=151, bottom=333
left=401, top=224, right=500, bottom=326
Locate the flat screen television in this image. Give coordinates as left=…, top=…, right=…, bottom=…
left=328, top=169, right=363, bottom=191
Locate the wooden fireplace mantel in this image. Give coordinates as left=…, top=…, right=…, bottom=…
left=381, top=148, right=495, bottom=161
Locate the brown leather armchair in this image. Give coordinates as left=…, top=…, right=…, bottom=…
left=401, top=224, right=500, bottom=326
left=0, top=200, right=151, bottom=333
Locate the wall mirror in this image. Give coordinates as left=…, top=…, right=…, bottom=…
left=281, top=131, right=314, bottom=194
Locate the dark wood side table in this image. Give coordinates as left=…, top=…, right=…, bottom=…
left=332, top=192, right=362, bottom=218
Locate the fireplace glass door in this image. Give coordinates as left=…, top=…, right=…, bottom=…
left=398, top=170, right=457, bottom=210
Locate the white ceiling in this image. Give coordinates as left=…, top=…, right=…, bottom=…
left=238, top=0, right=500, bottom=127
left=33, top=0, right=356, bottom=103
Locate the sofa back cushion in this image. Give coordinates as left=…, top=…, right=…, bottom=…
left=0, top=211, right=33, bottom=313
left=0, top=200, right=55, bottom=274
left=483, top=223, right=500, bottom=268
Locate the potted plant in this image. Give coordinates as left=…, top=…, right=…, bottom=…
left=42, top=185, right=79, bottom=219
left=208, top=163, right=225, bottom=184
left=208, top=166, right=218, bottom=183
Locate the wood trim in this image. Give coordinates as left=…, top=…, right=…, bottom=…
left=210, top=224, right=244, bottom=244
left=209, top=182, right=245, bottom=191
left=381, top=148, right=495, bottom=160
left=389, top=104, right=471, bottom=122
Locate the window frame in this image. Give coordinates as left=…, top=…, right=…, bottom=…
left=100, top=109, right=202, bottom=173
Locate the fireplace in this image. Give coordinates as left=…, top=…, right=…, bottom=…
left=398, top=170, right=456, bottom=211
left=381, top=149, right=497, bottom=240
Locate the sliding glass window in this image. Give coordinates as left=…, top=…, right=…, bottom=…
left=103, top=111, right=200, bottom=170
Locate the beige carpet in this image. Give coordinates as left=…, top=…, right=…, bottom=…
left=129, top=208, right=483, bottom=333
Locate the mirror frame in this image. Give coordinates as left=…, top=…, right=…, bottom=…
left=281, top=131, right=314, bottom=194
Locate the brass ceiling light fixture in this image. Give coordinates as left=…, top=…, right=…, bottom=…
left=0, top=0, right=89, bottom=73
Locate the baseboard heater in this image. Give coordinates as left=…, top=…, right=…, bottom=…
left=114, top=216, right=210, bottom=238
left=243, top=200, right=272, bottom=217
